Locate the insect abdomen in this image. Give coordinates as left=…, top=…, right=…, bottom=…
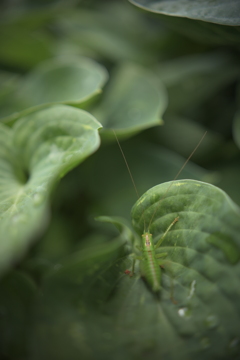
left=141, top=250, right=161, bottom=292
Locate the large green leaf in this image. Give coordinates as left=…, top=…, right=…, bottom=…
left=129, top=0, right=240, bottom=26
left=129, top=1, right=240, bottom=47
left=0, top=105, right=101, bottom=276
left=94, top=180, right=240, bottom=359
left=1, top=57, right=108, bottom=124
left=126, top=179, right=240, bottom=359
left=93, top=63, right=167, bottom=137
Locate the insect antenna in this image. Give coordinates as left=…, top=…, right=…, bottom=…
left=112, top=129, right=147, bottom=232
left=147, top=131, right=207, bottom=231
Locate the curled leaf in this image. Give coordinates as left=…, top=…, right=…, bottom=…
left=0, top=105, right=101, bottom=276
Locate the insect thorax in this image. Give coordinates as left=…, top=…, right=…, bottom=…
left=142, top=232, right=154, bottom=250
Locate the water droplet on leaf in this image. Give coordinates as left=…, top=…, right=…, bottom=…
left=178, top=307, right=191, bottom=318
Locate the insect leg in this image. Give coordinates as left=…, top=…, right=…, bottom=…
left=132, top=254, right=143, bottom=273
left=154, top=216, right=179, bottom=249
left=131, top=258, right=136, bottom=274
left=131, top=256, right=141, bottom=275
left=125, top=254, right=142, bottom=276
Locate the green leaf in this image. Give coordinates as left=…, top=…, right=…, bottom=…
left=129, top=1, right=240, bottom=47
left=1, top=57, right=108, bottom=124
left=0, top=105, right=101, bottom=276
left=127, top=179, right=240, bottom=358
left=132, top=180, right=240, bottom=261
left=129, top=0, right=240, bottom=26
left=93, top=63, right=167, bottom=137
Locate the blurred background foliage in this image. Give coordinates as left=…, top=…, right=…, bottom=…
left=0, top=0, right=240, bottom=359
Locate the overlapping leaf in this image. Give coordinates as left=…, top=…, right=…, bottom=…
left=1, top=57, right=108, bottom=124
left=0, top=105, right=101, bottom=276
left=122, top=179, right=240, bottom=359
left=129, top=0, right=240, bottom=26
left=93, top=63, right=167, bottom=137
left=129, top=1, right=240, bottom=47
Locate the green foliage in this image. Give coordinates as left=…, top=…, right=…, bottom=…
left=93, top=62, right=166, bottom=137
left=129, top=0, right=240, bottom=25
left=0, top=105, right=101, bottom=275
left=0, top=57, right=108, bottom=124
left=0, top=0, right=240, bottom=359
left=98, top=180, right=240, bottom=359
left=129, top=0, right=240, bottom=46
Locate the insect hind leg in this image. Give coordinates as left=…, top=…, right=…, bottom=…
left=154, top=216, right=179, bottom=249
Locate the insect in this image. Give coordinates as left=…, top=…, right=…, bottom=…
left=112, top=130, right=207, bottom=293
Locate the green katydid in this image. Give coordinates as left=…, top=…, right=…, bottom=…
left=113, top=129, right=207, bottom=293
